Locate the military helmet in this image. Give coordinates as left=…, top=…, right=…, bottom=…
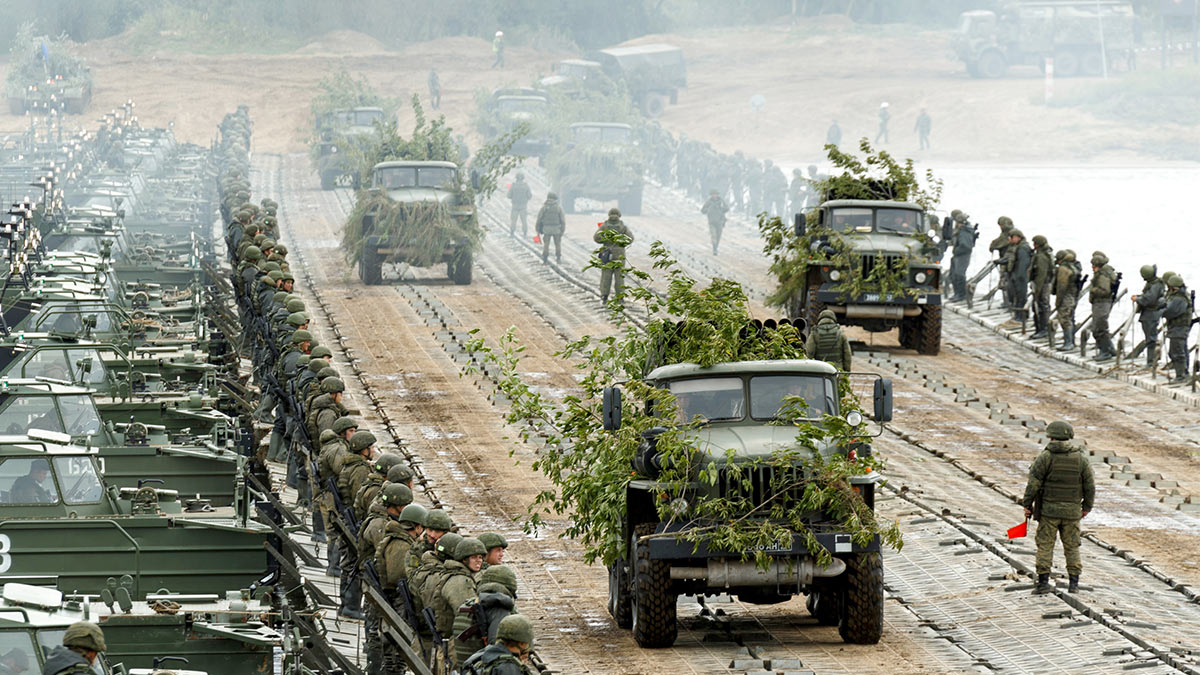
left=260, top=238, right=276, bottom=251
left=280, top=271, right=294, bottom=282
left=436, top=532, right=464, bottom=558
left=332, top=416, right=358, bottom=434
left=291, top=329, right=313, bottom=344
left=425, top=509, right=453, bottom=532
left=262, top=261, right=281, bottom=273
left=1091, top=251, right=1108, bottom=267
left=276, top=243, right=288, bottom=255
left=399, top=503, right=427, bottom=526
left=1045, top=420, right=1074, bottom=440
left=455, top=537, right=487, bottom=561
left=607, top=207, right=621, bottom=218
left=373, top=453, right=404, bottom=474
left=267, top=270, right=284, bottom=282
left=997, top=216, right=1013, bottom=227
left=1140, top=264, right=1157, bottom=280
left=311, top=345, right=333, bottom=359
left=286, top=311, right=309, bottom=327
left=1166, top=273, right=1184, bottom=288
left=273, top=290, right=289, bottom=304
left=480, top=564, right=518, bottom=596
left=1032, top=234, right=1047, bottom=247
left=818, top=309, right=836, bottom=322
left=380, top=482, right=414, bottom=507
left=63, top=621, right=106, bottom=652
left=496, top=614, right=534, bottom=644
left=321, top=377, right=345, bottom=393
left=1054, top=250, right=1066, bottom=263
left=1008, top=228, right=1024, bottom=240
left=516, top=172, right=525, bottom=180
left=286, top=298, right=306, bottom=313
left=319, top=428, right=337, bottom=444
left=349, top=430, right=376, bottom=452
left=253, top=233, right=266, bottom=245
left=950, top=209, right=962, bottom=219
left=297, top=355, right=311, bottom=369
left=317, top=366, right=339, bottom=380
left=546, top=191, right=558, bottom=200
left=387, top=462, right=414, bottom=484
left=1063, top=249, right=1076, bottom=262
left=243, top=245, right=262, bottom=261
left=308, top=358, right=329, bottom=373
left=242, top=223, right=257, bottom=236
left=478, top=532, right=508, bottom=550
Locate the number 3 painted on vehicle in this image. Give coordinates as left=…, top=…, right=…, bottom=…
left=0, top=534, right=11, bottom=573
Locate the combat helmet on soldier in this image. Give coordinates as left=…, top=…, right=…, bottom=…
left=1046, top=420, right=1074, bottom=440
left=379, top=482, right=413, bottom=509
left=387, top=462, right=414, bottom=485
left=399, top=503, right=428, bottom=527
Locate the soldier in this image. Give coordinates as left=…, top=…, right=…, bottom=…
left=1030, top=235, right=1054, bottom=338
left=805, top=309, right=852, bottom=370
left=10, top=459, right=51, bottom=503
left=42, top=621, right=105, bottom=674
left=948, top=211, right=975, bottom=302
left=535, top=192, right=565, bottom=264
left=763, top=160, right=787, bottom=217
left=428, top=69, right=441, bottom=110
left=377, top=500, right=425, bottom=674
left=825, top=119, right=842, bottom=149
left=507, top=173, right=532, bottom=237
left=1089, top=251, right=1118, bottom=361
left=337, top=430, right=379, bottom=619
left=1003, top=229, right=1032, bottom=327
left=875, top=102, right=890, bottom=144
left=491, top=31, right=505, bottom=69
left=594, top=208, right=633, bottom=305
left=1022, top=421, right=1095, bottom=594
left=354, top=453, right=405, bottom=525
left=479, top=532, right=508, bottom=569
left=360, top=481, right=413, bottom=675
left=989, top=216, right=1015, bottom=308
left=787, top=169, right=806, bottom=216
left=435, top=538, right=485, bottom=656
left=914, top=108, right=931, bottom=150
left=408, top=509, right=454, bottom=637
left=1162, top=273, right=1193, bottom=383
left=729, top=150, right=746, bottom=212
left=1132, top=265, right=1165, bottom=368
left=462, top=614, right=537, bottom=674
left=700, top=189, right=729, bottom=255
left=453, top=564, right=519, bottom=665
left=1054, top=250, right=1081, bottom=351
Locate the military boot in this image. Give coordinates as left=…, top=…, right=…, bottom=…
left=312, top=509, right=326, bottom=543
left=1146, top=345, right=1156, bottom=369
left=1068, top=574, right=1080, bottom=593
left=1171, top=363, right=1188, bottom=384
left=1033, top=573, right=1051, bottom=595
left=326, top=537, right=341, bottom=576
left=1057, top=324, right=1075, bottom=351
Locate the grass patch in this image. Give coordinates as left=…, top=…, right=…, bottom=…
left=1049, top=66, right=1200, bottom=126
left=124, top=4, right=305, bottom=55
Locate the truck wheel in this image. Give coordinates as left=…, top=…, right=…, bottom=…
left=450, top=249, right=473, bottom=285
left=1055, top=50, right=1080, bottom=77
left=806, top=591, right=840, bottom=626
left=608, top=554, right=632, bottom=628
left=838, top=552, right=884, bottom=644
left=1081, top=50, right=1104, bottom=77
left=898, top=317, right=918, bottom=351
left=360, top=247, right=383, bottom=286
left=977, top=50, right=1007, bottom=79
left=917, top=305, right=942, bottom=355
left=619, top=186, right=643, bottom=216
left=320, top=172, right=336, bottom=191
left=641, top=93, right=667, bottom=118
left=631, top=523, right=676, bottom=648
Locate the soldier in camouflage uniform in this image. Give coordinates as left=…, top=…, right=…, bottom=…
left=360, top=481, right=413, bottom=675
left=1053, top=250, right=1082, bottom=352
left=1029, top=235, right=1054, bottom=339
left=337, top=430, right=380, bottom=619
left=453, top=564, right=519, bottom=664
left=594, top=208, right=633, bottom=305
left=1132, top=265, right=1166, bottom=368
left=762, top=160, right=787, bottom=218
left=507, top=173, right=533, bottom=237
left=42, top=622, right=105, bottom=674
left=1162, top=273, right=1193, bottom=383
left=377, top=500, right=424, bottom=674
left=1022, top=421, right=1095, bottom=594
left=989, top=216, right=1015, bottom=308
left=805, top=309, right=852, bottom=370
left=1089, top=251, right=1118, bottom=361
left=434, top=538, right=485, bottom=667
left=700, top=189, right=728, bottom=255
left=462, top=614, right=537, bottom=674
left=1003, top=229, right=1031, bottom=327
left=948, top=211, right=975, bottom=302
left=479, top=532, right=508, bottom=571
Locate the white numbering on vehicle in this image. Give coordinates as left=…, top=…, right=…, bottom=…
left=0, top=534, right=11, bottom=573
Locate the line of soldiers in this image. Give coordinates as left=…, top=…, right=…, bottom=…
left=216, top=110, right=538, bottom=674
left=945, top=211, right=1194, bottom=381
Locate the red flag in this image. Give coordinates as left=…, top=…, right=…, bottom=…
left=597, top=222, right=603, bottom=228
left=1007, top=520, right=1028, bottom=539
left=533, top=234, right=541, bottom=244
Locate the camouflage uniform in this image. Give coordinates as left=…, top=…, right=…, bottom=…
left=804, top=310, right=852, bottom=371
left=1053, top=250, right=1081, bottom=351
left=1133, top=265, right=1165, bottom=367
left=535, top=193, right=566, bottom=264
left=594, top=210, right=633, bottom=304
left=1089, top=252, right=1118, bottom=360
left=700, top=191, right=728, bottom=255
left=989, top=218, right=1014, bottom=308
left=1022, top=421, right=1094, bottom=592
left=1162, top=274, right=1193, bottom=382
left=507, top=175, right=533, bottom=236
left=1030, top=235, right=1054, bottom=338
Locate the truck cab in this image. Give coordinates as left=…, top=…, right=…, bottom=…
left=315, top=107, right=386, bottom=190
left=551, top=123, right=644, bottom=216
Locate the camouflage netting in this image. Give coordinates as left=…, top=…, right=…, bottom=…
left=4, top=23, right=91, bottom=99
left=342, top=191, right=480, bottom=267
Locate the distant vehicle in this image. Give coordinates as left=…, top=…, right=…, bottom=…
left=479, top=88, right=552, bottom=162
left=4, top=31, right=93, bottom=114
left=538, top=59, right=606, bottom=98
left=953, top=1, right=1137, bottom=78
left=549, top=122, right=644, bottom=216
left=313, top=106, right=386, bottom=190
left=587, top=44, right=686, bottom=117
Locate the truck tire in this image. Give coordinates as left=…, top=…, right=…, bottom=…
left=917, top=305, right=942, bottom=355
left=360, top=246, right=383, bottom=286
left=898, top=317, right=918, bottom=351
left=641, top=93, right=667, bottom=118
left=619, top=186, right=643, bottom=216
left=1054, top=50, right=1080, bottom=77
left=838, top=552, right=884, bottom=644
left=806, top=591, right=840, bottom=626
left=608, top=553, right=632, bottom=628
left=450, top=249, right=473, bottom=285
left=320, top=172, right=336, bottom=191
left=631, top=523, right=676, bottom=648
left=1081, top=50, right=1104, bottom=77
left=977, top=50, right=1007, bottom=79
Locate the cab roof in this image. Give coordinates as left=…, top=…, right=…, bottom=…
left=823, top=199, right=923, bottom=211
left=646, top=359, right=837, bottom=381
left=372, top=160, right=458, bottom=170
left=569, top=122, right=632, bottom=130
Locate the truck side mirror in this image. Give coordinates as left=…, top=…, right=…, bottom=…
left=793, top=212, right=805, bottom=238
left=602, top=386, right=622, bottom=431
left=817, top=209, right=825, bottom=227
left=873, top=378, right=893, bottom=423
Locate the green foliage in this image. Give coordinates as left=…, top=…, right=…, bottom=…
left=465, top=245, right=902, bottom=568
left=309, top=68, right=399, bottom=127
left=542, top=86, right=645, bottom=193
left=4, top=23, right=90, bottom=97
left=820, top=139, right=943, bottom=211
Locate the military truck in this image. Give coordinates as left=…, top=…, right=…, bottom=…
left=587, top=44, right=686, bottom=117
left=356, top=160, right=478, bottom=285
left=4, top=30, right=93, bottom=115
left=537, top=59, right=606, bottom=99
left=313, top=106, right=385, bottom=190
left=602, top=358, right=893, bottom=648
left=549, top=123, right=644, bottom=216
left=954, top=2, right=1136, bottom=78
left=479, top=89, right=552, bottom=162
left=789, top=199, right=942, bottom=355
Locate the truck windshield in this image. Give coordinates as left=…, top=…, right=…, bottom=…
left=354, top=110, right=384, bottom=125
left=749, top=375, right=834, bottom=420
left=668, top=377, right=745, bottom=423
left=829, top=208, right=873, bottom=233
left=498, top=98, right=546, bottom=114
left=876, top=208, right=921, bottom=234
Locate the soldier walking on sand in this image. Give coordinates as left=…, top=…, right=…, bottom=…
left=594, top=208, right=632, bottom=305
left=875, top=102, right=890, bottom=144
left=1022, top=421, right=1094, bottom=594
left=536, top=192, right=566, bottom=264
left=507, top=172, right=532, bottom=237
left=915, top=108, right=931, bottom=150
left=492, top=31, right=505, bottom=69
left=701, top=189, right=729, bottom=255
left=428, top=69, right=441, bottom=110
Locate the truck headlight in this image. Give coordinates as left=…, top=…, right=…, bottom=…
left=669, top=497, right=688, bottom=516
left=914, top=271, right=927, bottom=284
left=829, top=270, right=841, bottom=281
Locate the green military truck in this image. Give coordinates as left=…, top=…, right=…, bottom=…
left=537, top=59, right=606, bottom=99
left=313, top=106, right=385, bottom=189
left=588, top=44, right=686, bottom=117
left=355, top=160, right=478, bottom=286
left=789, top=199, right=943, bottom=355
left=479, top=88, right=552, bottom=162
left=549, top=122, right=644, bottom=216
left=4, top=29, right=93, bottom=114
left=954, top=1, right=1136, bottom=78
left=602, top=359, right=893, bottom=648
